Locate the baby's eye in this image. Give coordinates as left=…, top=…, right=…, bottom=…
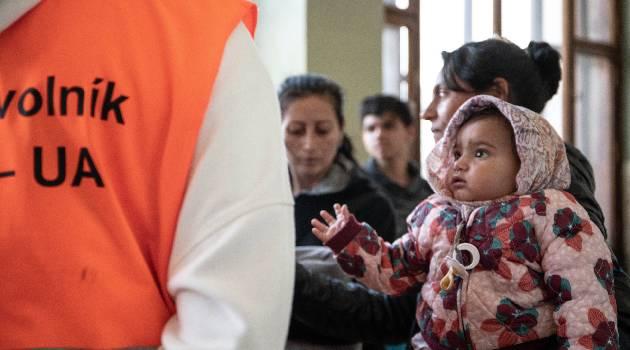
left=474, top=150, right=489, bottom=158
left=453, top=150, right=462, bottom=160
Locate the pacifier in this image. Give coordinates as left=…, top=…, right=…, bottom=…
left=439, top=243, right=480, bottom=291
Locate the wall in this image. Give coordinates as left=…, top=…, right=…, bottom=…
left=306, top=0, right=383, bottom=162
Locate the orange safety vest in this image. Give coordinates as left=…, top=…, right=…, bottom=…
left=0, top=1, right=256, bottom=347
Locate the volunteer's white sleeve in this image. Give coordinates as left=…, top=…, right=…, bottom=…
left=161, top=23, right=295, bottom=349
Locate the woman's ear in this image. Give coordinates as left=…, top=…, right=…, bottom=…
left=486, top=77, right=510, bottom=100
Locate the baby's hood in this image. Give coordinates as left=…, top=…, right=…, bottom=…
left=426, top=95, right=570, bottom=202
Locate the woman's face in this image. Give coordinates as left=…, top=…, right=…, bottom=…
left=420, top=74, right=478, bottom=142
left=282, top=95, right=343, bottom=185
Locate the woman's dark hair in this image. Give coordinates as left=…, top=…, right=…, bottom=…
left=441, top=39, right=561, bottom=113
left=277, top=73, right=356, bottom=165
left=360, top=94, right=413, bottom=126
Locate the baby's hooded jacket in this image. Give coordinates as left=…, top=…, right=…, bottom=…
left=325, top=95, right=618, bottom=349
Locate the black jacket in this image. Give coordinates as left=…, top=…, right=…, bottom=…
left=293, top=166, right=396, bottom=247
left=289, top=165, right=397, bottom=345
left=293, top=143, right=630, bottom=349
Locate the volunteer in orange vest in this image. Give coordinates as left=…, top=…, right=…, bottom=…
left=0, top=1, right=294, bottom=348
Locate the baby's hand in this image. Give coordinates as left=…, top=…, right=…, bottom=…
left=311, top=203, right=351, bottom=243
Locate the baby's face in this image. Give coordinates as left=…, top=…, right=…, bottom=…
left=447, top=114, right=520, bottom=202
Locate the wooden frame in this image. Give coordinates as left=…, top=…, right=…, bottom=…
left=493, top=0, right=502, bottom=36
left=562, top=0, right=575, bottom=143
left=384, top=0, right=420, bottom=160
left=384, top=0, right=420, bottom=114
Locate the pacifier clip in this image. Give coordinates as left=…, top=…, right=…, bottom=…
left=439, top=243, right=480, bottom=291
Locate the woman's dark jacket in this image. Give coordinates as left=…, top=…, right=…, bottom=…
left=289, top=165, right=397, bottom=345
left=293, top=143, right=630, bottom=348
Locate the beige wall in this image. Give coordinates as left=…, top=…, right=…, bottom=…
left=307, top=0, right=383, bottom=163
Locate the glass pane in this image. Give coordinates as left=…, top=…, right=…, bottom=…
left=382, top=25, right=400, bottom=96
left=400, top=80, right=409, bottom=101
left=396, top=0, right=409, bottom=10
left=400, top=26, right=409, bottom=76
left=419, top=0, right=466, bottom=174
left=574, top=54, right=615, bottom=237
left=384, top=0, right=409, bottom=9
left=575, top=0, right=612, bottom=43
left=541, top=0, right=562, bottom=47
left=420, top=0, right=466, bottom=108
left=502, top=0, right=532, bottom=48
left=538, top=0, right=562, bottom=135
left=471, top=0, right=494, bottom=41
left=540, top=79, right=563, bottom=137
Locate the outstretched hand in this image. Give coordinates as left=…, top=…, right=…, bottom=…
left=311, top=203, right=351, bottom=243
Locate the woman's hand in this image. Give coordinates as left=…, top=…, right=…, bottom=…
left=311, top=203, right=351, bottom=243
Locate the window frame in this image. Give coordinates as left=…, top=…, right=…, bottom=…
left=384, top=0, right=420, bottom=160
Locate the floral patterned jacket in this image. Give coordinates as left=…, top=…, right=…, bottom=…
left=326, top=191, right=616, bottom=349
left=324, top=96, right=618, bottom=349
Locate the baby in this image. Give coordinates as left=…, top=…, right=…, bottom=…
left=311, top=95, right=618, bottom=349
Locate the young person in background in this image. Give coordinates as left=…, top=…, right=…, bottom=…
left=360, top=94, right=433, bottom=239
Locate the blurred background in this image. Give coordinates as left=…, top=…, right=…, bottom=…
left=252, top=0, right=629, bottom=270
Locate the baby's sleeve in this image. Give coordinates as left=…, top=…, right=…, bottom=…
left=537, top=190, right=617, bottom=349
left=325, top=195, right=455, bottom=296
